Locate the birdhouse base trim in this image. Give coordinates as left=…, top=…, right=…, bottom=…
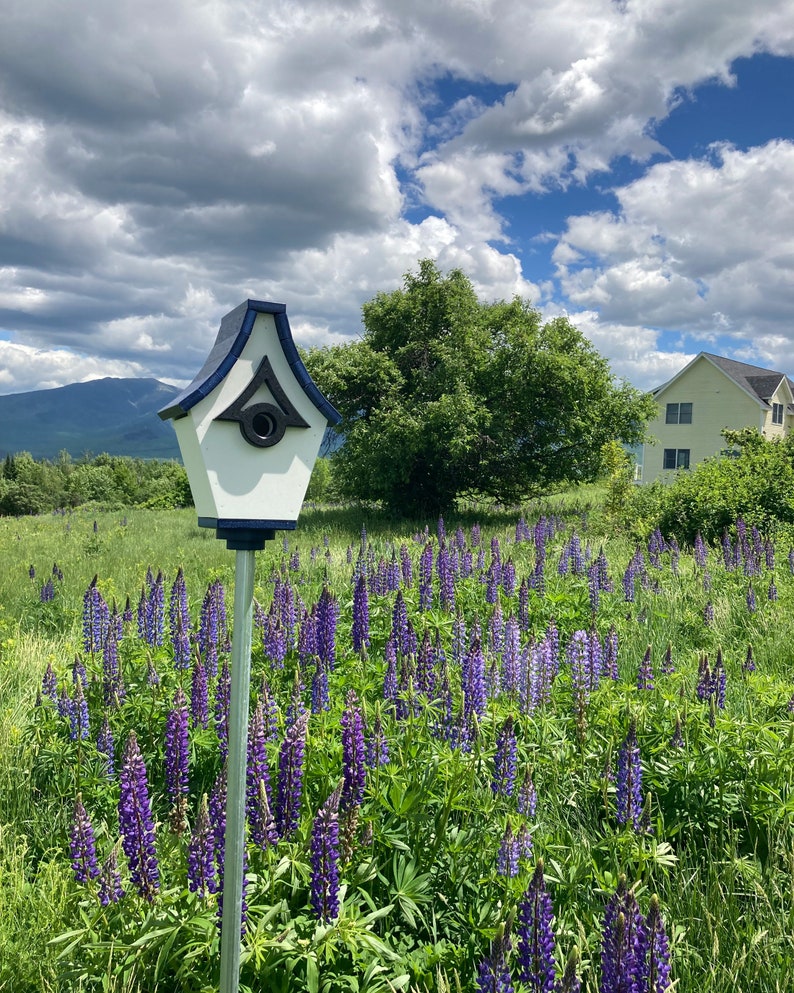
left=198, top=516, right=296, bottom=550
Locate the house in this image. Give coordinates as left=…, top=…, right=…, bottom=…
left=641, top=352, right=794, bottom=484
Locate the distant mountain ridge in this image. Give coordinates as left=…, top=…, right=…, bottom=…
left=0, top=377, right=183, bottom=460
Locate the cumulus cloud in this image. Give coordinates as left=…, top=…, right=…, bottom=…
left=554, top=140, right=794, bottom=373
left=0, top=0, right=793, bottom=392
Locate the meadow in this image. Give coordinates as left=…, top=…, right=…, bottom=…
left=1, top=499, right=793, bottom=992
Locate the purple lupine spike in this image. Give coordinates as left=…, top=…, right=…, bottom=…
left=604, top=625, right=619, bottom=680
left=696, top=654, right=712, bottom=701
left=703, top=601, right=714, bottom=626
left=587, top=563, right=600, bottom=614
left=711, top=651, right=727, bottom=710
left=310, top=782, right=343, bottom=923
left=518, top=767, right=538, bottom=817
left=71, top=655, right=87, bottom=688
left=209, top=766, right=247, bottom=932
left=311, top=657, right=330, bottom=713
left=600, top=877, right=648, bottom=993
left=275, top=710, right=309, bottom=838
left=102, top=626, right=125, bottom=706
left=492, top=717, right=517, bottom=797
left=285, top=669, right=307, bottom=726
left=743, top=644, right=755, bottom=673
left=660, top=643, right=674, bottom=676
left=463, top=638, right=487, bottom=722
left=70, top=794, right=100, bottom=884
left=58, top=685, right=73, bottom=722
left=517, top=823, right=533, bottom=864
left=415, top=630, right=438, bottom=698
left=165, top=687, right=190, bottom=833
left=437, top=541, right=456, bottom=610
left=69, top=680, right=90, bottom=741
left=98, top=845, right=125, bottom=905
left=169, top=567, right=192, bottom=670
left=83, top=577, right=110, bottom=655
left=352, top=572, right=370, bottom=655
left=40, top=578, right=55, bottom=602
left=97, top=716, right=116, bottom=777
left=694, top=531, right=707, bottom=568
left=29, top=563, right=36, bottom=580
left=263, top=612, right=287, bottom=668
left=341, top=690, right=367, bottom=811
left=144, top=571, right=165, bottom=647
left=187, top=793, right=218, bottom=899
left=366, top=705, right=390, bottom=767
left=199, top=582, right=220, bottom=678
left=768, top=579, right=778, bottom=602
left=118, top=730, right=160, bottom=900
left=42, top=661, right=58, bottom=703
left=502, top=558, right=516, bottom=597
left=622, top=561, right=637, bottom=603
left=298, top=604, right=318, bottom=668
left=616, top=722, right=643, bottom=832
left=122, top=595, right=133, bottom=624
left=489, top=602, right=505, bottom=656
left=637, top=645, right=654, bottom=691
left=190, top=657, right=209, bottom=729
left=477, top=932, right=514, bottom=993
left=258, top=676, right=280, bottom=741
left=516, top=860, right=556, bottom=992
left=518, top=578, right=530, bottom=630
left=400, top=543, right=413, bottom=587
left=485, top=560, right=500, bottom=605
left=646, top=894, right=672, bottom=992
left=746, top=583, right=757, bottom=613
left=419, top=541, right=434, bottom=610
left=496, top=821, right=520, bottom=878
left=501, top=615, right=521, bottom=696
left=247, top=700, right=278, bottom=850
left=568, top=630, right=590, bottom=700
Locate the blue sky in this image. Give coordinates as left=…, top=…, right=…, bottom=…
left=1, top=1, right=793, bottom=396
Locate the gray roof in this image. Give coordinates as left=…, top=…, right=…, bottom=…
left=703, top=353, right=794, bottom=403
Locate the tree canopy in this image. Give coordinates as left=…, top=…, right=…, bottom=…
left=304, top=260, right=655, bottom=515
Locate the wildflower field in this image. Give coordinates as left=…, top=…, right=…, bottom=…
left=1, top=501, right=794, bottom=993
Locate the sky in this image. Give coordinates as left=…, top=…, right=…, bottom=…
left=1, top=0, right=794, bottom=397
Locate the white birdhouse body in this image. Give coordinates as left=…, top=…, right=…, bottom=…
left=159, top=300, right=339, bottom=539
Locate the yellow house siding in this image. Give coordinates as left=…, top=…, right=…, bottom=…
left=644, top=356, right=762, bottom=484
left=762, top=386, right=792, bottom=440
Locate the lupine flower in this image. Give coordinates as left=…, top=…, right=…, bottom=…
left=746, top=582, right=757, bottom=613
left=97, top=716, right=115, bottom=776
left=616, top=722, right=643, bottom=832
left=669, top=716, right=684, bottom=749
left=102, top=625, right=125, bottom=706
left=768, top=580, right=778, bottom=602
left=340, top=690, right=367, bottom=812
left=311, top=657, right=330, bottom=713
left=497, top=821, right=520, bottom=877
left=310, top=783, right=343, bottom=922
left=352, top=573, right=370, bottom=654
left=493, top=716, right=518, bottom=797
left=477, top=931, right=514, bottom=993
left=694, top=531, right=708, bottom=568
left=70, top=794, right=100, bottom=884
left=118, top=731, right=160, bottom=900
left=645, top=894, right=672, bottom=992
left=275, top=710, right=309, bottom=837
left=516, top=860, right=556, bottom=992
left=437, top=541, right=456, bottom=609
left=69, top=680, right=90, bottom=741
left=169, top=567, right=192, bottom=669
left=164, top=688, right=190, bottom=833
left=518, top=767, right=538, bottom=817
left=145, top=571, right=165, bottom=647
left=703, top=601, right=714, bottom=626
left=246, top=701, right=278, bottom=850
left=743, top=644, right=756, bottom=673
left=637, top=645, right=654, bottom=691
left=83, top=577, right=110, bottom=654
left=419, top=541, right=434, bottom=610
left=98, top=845, right=125, bottom=905
left=42, top=661, right=58, bottom=703
left=600, top=877, right=647, bottom=993
left=258, top=676, right=280, bottom=741
left=57, top=685, right=73, bottom=722
left=366, top=705, right=390, bottom=767
left=190, top=658, right=209, bottom=729
left=40, top=578, right=55, bottom=602
left=463, top=638, right=487, bottom=723
left=316, top=585, right=339, bottom=670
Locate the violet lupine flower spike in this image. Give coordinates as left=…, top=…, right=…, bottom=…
left=70, top=793, right=100, bottom=885
left=616, top=721, right=643, bottom=832
left=98, top=844, right=125, bottom=906
left=164, top=687, right=190, bottom=834
left=275, top=710, right=309, bottom=838
left=600, top=876, right=648, bottom=993
left=497, top=821, right=520, bottom=878
left=516, top=859, right=556, bottom=993
left=645, top=894, right=672, bottom=992
left=340, top=690, right=366, bottom=812
left=493, top=716, right=518, bottom=797
left=247, top=700, right=278, bottom=850
left=477, top=929, right=515, bottom=993
left=557, top=946, right=581, bottom=993
left=188, top=793, right=218, bottom=900
left=118, top=730, right=160, bottom=901
left=310, top=782, right=343, bottom=923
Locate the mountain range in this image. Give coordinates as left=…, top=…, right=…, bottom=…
left=0, top=378, right=182, bottom=461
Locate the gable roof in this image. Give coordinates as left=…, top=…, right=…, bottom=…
left=653, top=352, right=794, bottom=408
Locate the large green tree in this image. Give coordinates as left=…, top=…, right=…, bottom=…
left=304, top=260, right=655, bottom=515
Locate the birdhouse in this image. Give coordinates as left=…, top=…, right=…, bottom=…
left=159, top=299, right=340, bottom=548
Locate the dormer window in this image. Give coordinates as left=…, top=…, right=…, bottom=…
left=665, top=402, right=692, bottom=424
left=772, top=402, right=784, bottom=425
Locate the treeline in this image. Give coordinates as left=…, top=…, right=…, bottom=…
left=0, top=452, right=192, bottom=516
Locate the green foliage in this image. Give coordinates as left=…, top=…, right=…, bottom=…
left=0, top=453, right=192, bottom=517
left=305, top=260, right=655, bottom=516
left=636, top=429, right=794, bottom=542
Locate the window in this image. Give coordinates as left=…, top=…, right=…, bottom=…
left=772, top=402, right=784, bottom=425
left=663, top=448, right=690, bottom=470
left=665, top=402, right=692, bottom=424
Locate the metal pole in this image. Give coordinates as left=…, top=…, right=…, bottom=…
left=220, top=547, right=256, bottom=993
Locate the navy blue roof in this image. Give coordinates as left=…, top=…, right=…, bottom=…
left=158, top=300, right=341, bottom=425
